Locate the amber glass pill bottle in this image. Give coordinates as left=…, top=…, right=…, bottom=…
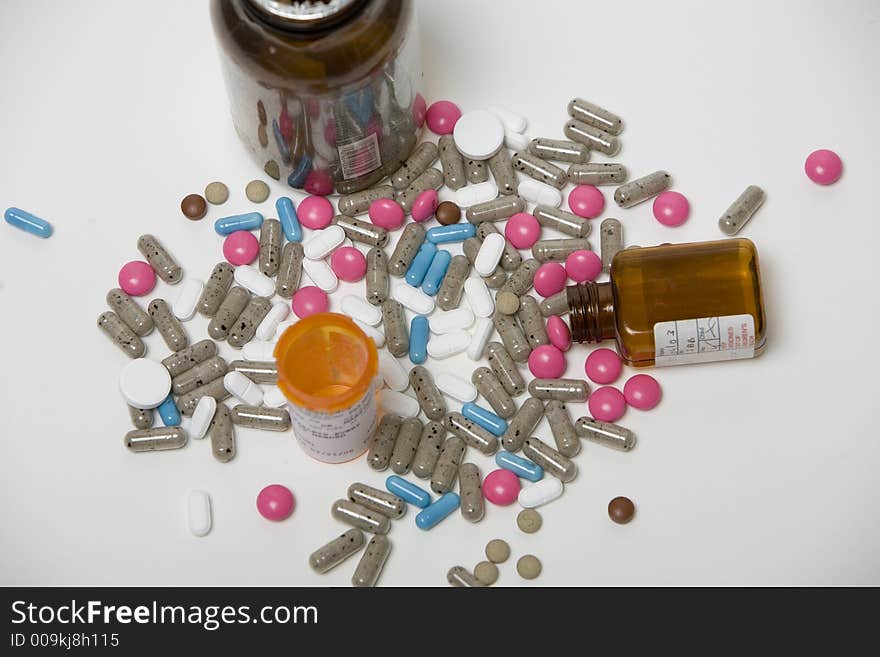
left=211, top=0, right=423, bottom=194
left=567, top=238, right=767, bottom=367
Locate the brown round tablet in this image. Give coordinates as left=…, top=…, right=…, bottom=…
left=180, top=194, right=207, bottom=220
left=517, top=508, right=542, bottom=534
left=516, top=554, right=542, bottom=580
left=435, top=201, right=461, bottom=225
left=608, top=496, right=635, bottom=524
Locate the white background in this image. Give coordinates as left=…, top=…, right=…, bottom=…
left=1, top=0, right=878, bottom=586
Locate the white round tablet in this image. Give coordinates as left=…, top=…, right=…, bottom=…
left=453, top=110, right=505, bottom=160
left=119, top=358, right=172, bottom=409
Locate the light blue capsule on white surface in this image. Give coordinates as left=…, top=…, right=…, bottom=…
left=462, top=402, right=508, bottom=436
left=4, top=207, right=52, bottom=238
left=276, top=197, right=303, bottom=242
left=214, top=212, right=264, bottom=236
left=409, top=315, right=429, bottom=364
left=416, top=492, right=460, bottom=530
left=426, top=223, right=476, bottom=244
left=421, top=249, right=452, bottom=296
left=157, top=394, right=181, bottom=427
left=386, top=475, right=431, bottom=508
left=495, top=450, right=544, bottom=482
left=405, top=241, right=438, bottom=287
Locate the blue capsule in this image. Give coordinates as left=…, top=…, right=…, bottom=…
left=415, top=492, right=460, bottom=530
left=386, top=475, right=431, bottom=508
left=421, top=249, right=452, bottom=296
left=345, top=87, right=374, bottom=127
left=4, top=207, right=52, bottom=238
left=409, top=315, right=429, bottom=365
left=405, top=241, right=438, bottom=287
left=214, top=212, right=264, bottom=236
left=275, top=197, right=303, bottom=242
left=272, top=118, right=291, bottom=164
left=426, top=223, right=476, bottom=244
left=462, top=402, right=508, bottom=436
left=157, top=394, right=181, bottom=427
left=495, top=450, right=544, bottom=482
left=287, top=154, right=312, bottom=189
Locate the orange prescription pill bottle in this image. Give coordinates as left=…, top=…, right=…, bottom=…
left=274, top=313, right=379, bottom=463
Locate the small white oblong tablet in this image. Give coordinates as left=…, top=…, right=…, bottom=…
left=302, top=257, right=338, bottom=292
left=187, top=490, right=212, bottom=537
left=304, top=225, right=346, bottom=260
left=234, top=265, right=275, bottom=297
left=435, top=372, right=477, bottom=403
left=190, top=396, right=217, bottom=440
left=342, top=295, right=382, bottom=326
left=430, top=308, right=475, bottom=334
left=256, top=301, right=290, bottom=341
left=474, top=233, right=506, bottom=276
left=518, top=179, right=563, bottom=208
left=453, top=109, right=505, bottom=160
left=354, top=319, right=385, bottom=347
left=487, top=106, right=527, bottom=134
left=467, top=317, right=495, bottom=360
left=378, top=351, right=409, bottom=392
left=426, top=330, right=470, bottom=359
left=243, top=340, right=276, bottom=361
left=223, top=371, right=263, bottom=406
left=172, top=278, right=204, bottom=321
left=380, top=390, right=420, bottom=418
left=392, top=284, right=435, bottom=315
left=518, top=477, right=564, bottom=509
left=464, top=276, right=494, bottom=318
left=454, top=180, right=499, bottom=208
left=505, top=131, right=531, bottom=152
left=262, top=386, right=289, bottom=408
left=119, top=358, right=172, bottom=409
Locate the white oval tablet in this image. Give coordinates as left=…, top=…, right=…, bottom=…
left=435, top=372, right=477, bottom=403
left=454, top=180, right=498, bottom=208
left=504, top=131, right=530, bottom=152
left=172, top=278, right=204, bottom=321
left=223, top=371, right=263, bottom=406
left=256, top=301, right=290, bottom=341
left=430, top=308, right=475, bottom=334
left=380, top=390, right=420, bottom=418
left=487, top=106, right=528, bottom=134
left=262, top=386, right=289, bottom=408
left=474, top=233, right=506, bottom=276
left=518, top=179, right=563, bottom=207
left=518, top=477, right=564, bottom=509
left=304, top=225, right=346, bottom=260
left=342, top=295, right=382, bottom=326
left=354, top=319, right=385, bottom=347
left=187, top=490, right=212, bottom=537
left=464, top=276, right=494, bottom=318
left=426, top=330, right=470, bottom=359
left=274, top=319, right=296, bottom=340
left=119, top=358, right=172, bottom=409
left=392, top=284, right=435, bottom=315
left=302, top=257, right=338, bottom=292
left=234, top=265, right=275, bottom=297
left=467, top=317, right=495, bottom=361
left=243, top=340, right=276, bottom=361
left=453, top=110, right=505, bottom=160
left=378, top=351, right=409, bottom=392
left=189, top=396, right=217, bottom=440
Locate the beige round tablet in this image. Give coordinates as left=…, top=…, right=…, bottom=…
left=517, top=508, right=542, bottom=534
left=204, top=181, right=229, bottom=205
left=517, top=554, right=542, bottom=580
left=245, top=179, right=271, bottom=203
left=495, top=291, right=520, bottom=315
left=474, top=561, right=499, bottom=586
left=485, top=539, right=510, bottom=564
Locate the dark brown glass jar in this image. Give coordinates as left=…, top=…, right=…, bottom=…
left=211, top=0, right=423, bottom=194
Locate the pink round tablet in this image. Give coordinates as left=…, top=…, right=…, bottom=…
left=292, top=286, right=329, bottom=319
left=222, top=230, right=260, bottom=266
left=588, top=386, right=626, bottom=422
left=368, top=198, right=406, bottom=230
left=298, top=195, right=334, bottom=230
left=505, top=212, right=541, bottom=249
left=118, top=260, right=156, bottom=297
left=425, top=100, right=461, bottom=135
left=568, top=185, right=605, bottom=219
left=412, top=93, right=427, bottom=128
left=330, top=246, right=367, bottom=282
left=256, top=484, right=295, bottom=521
left=528, top=344, right=566, bottom=379
left=585, top=347, right=622, bottom=384
left=304, top=170, right=333, bottom=196
left=566, top=249, right=602, bottom=283
left=653, top=191, right=690, bottom=227
left=804, top=149, right=843, bottom=185
left=623, top=374, right=662, bottom=410
left=482, top=469, right=521, bottom=506
left=533, top=262, right=568, bottom=297
left=411, top=189, right=439, bottom=222
left=546, top=315, right=572, bottom=351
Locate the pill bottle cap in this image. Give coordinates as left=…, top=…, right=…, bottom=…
left=247, top=0, right=366, bottom=30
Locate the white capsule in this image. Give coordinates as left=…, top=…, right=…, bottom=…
left=378, top=351, right=409, bottom=392
left=435, top=372, right=478, bottom=403
left=474, top=232, right=506, bottom=276
left=223, top=370, right=263, bottom=406
left=392, top=284, right=436, bottom=315
left=234, top=265, right=275, bottom=297
left=380, top=390, right=420, bottom=418
left=504, top=131, right=530, bottom=151
left=172, top=278, right=204, bottom=321
left=518, top=179, right=563, bottom=207
left=243, top=340, right=276, bottom=361
left=262, top=386, right=289, bottom=407
left=304, top=225, right=346, bottom=260
left=430, top=308, right=475, bottom=334
left=487, top=106, right=527, bottom=134
left=467, top=316, right=495, bottom=360
left=302, top=257, right=338, bottom=292
left=355, top=319, right=385, bottom=347
left=341, top=294, right=383, bottom=326
left=189, top=396, right=217, bottom=440
left=255, top=301, right=290, bottom=341
left=427, top=330, right=471, bottom=359
left=454, top=180, right=499, bottom=208
left=518, top=477, right=564, bottom=509
left=187, top=490, right=212, bottom=537
left=464, top=276, right=495, bottom=318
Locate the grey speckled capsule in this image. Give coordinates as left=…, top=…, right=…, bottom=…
left=719, top=185, right=765, bottom=236
left=523, top=436, right=577, bottom=482
left=438, top=135, right=466, bottom=191
left=534, top=205, right=591, bottom=238
left=128, top=405, right=153, bottom=430
left=352, top=534, right=392, bottom=587
left=436, top=254, right=469, bottom=311
left=448, top=566, right=485, bottom=587
left=172, top=356, right=228, bottom=396
left=348, top=483, right=406, bottom=519
left=500, top=259, right=538, bottom=296
left=528, top=378, right=589, bottom=402
left=411, top=421, right=446, bottom=479
left=390, top=417, right=423, bottom=475
left=614, top=171, right=671, bottom=209
left=208, top=286, right=250, bottom=340
left=464, top=157, right=489, bottom=184
left=229, top=404, right=291, bottom=431
left=431, top=436, right=466, bottom=494
left=395, top=167, right=443, bottom=212
left=137, top=234, right=182, bottom=284
left=528, top=138, right=590, bottom=164
left=97, top=311, right=145, bottom=358
left=487, top=149, right=518, bottom=195
left=333, top=215, right=389, bottom=248
left=518, top=296, right=550, bottom=349
left=567, top=163, right=628, bottom=186
left=444, top=412, right=499, bottom=455
left=502, top=398, right=545, bottom=452
left=381, top=299, right=409, bottom=357
left=539, top=290, right=569, bottom=318
left=564, top=119, right=621, bottom=156
left=367, top=413, right=402, bottom=471
left=493, top=311, right=531, bottom=363
left=338, top=185, right=395, bottom=216
left=365, top=247, right=389, bottom=306
left=391, top=142, right=439, bottom=190
left=309, top=529, right=366, bottom=573
left=125, top=426, right=187, bottom=452
left=532, top=238, right=591, bottom=263
left=178, top=377, right=231, bottom=416
left=161, top=339, right=217, bottom=377
left=148, top=299, right=188, bottom=351
left=476, top=222, right=522, bottom=272
left=258, top=219, right=282, bottom=277
left=465, top=195, right=525, bottom=224
left=388, top=223, right=426, bottom=277
left=486, top=342, right=526, bottom=396
left=574, top=417, right=636, bottom=451
left=197, top=262, right=235, bottom=316
left=409, top=366, right=446, bottom=421
left=276, top=242, right=304, bottom=299
left=228, top=296, right=271, bottom=349
left=229, top=360, right=277, bottom=384
left=600, top=218, right=623, bottom=273
left=545, top=400, right=581, bottom=458
left=331, top=499, right=391, bottom=535
left=209, top=403, right=235, bottom=462
left=511, top=151, right=568, bottom=189
left=458, top=463, right=485, bottom=522
left=471, top=367, right=516, bottom=419
left=568, top=98, right=623, bottom=135
left=463, top=238, right=506, bottom=288
left=106, top=289, right=153, bottom=337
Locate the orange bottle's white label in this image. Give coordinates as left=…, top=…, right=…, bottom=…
left=287, top=389, right=378, bottom=463
left=653, top=314, right=755, bottom=366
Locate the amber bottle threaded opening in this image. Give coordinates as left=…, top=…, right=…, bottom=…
left=566, top=282, right=617, bottom=344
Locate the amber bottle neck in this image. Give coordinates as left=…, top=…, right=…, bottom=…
left=566, top=282, right=616, bottom=344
